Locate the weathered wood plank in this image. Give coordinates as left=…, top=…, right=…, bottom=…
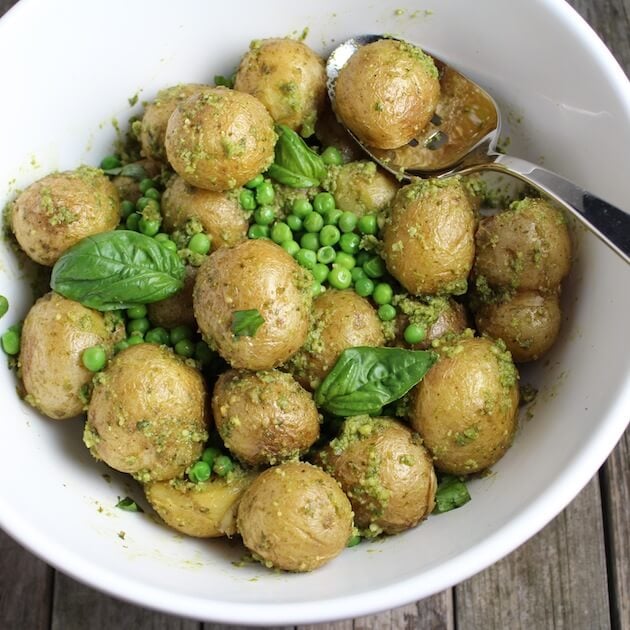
left=204, top=625, right=292, bottom=630
left=454, top=476, right=611, bottom=630
left=0, top=528, right=54, bottom=630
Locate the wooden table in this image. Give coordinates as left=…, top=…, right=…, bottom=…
left=1, top=0, right=628, bottom=628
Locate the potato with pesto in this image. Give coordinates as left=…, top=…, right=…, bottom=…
left=334, top=38, right=441, bottom=149
left=288, top=289, right=385, bottom=391
left=212, top=369, right=320, bottom=467
left=20, top=292, right=121, bottom=420
left=165, top=86, right=276, bottom=191
left=145, top=468, right=256, bottom=538
left=234, top=38, right=326, bottom=137
left=193, top=239, right=312, bottom=370
left=147, top=265, right=197, bottom=330
left=409, top=335, right=519, bottom=475
left=161, top=175, right=248, bottom=249
left=11, top=166, right=120, bottom=266
left=382, top=177, right=475, bottom=296
left=84, top=344, right=208, bottom=482
left=237, top=461, right=353, bottom=572
left=474, top=290, right=562, bottom=363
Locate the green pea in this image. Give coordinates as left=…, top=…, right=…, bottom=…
left=311, top=280, right=323, bottom=296
left=161, top=239, right=177, bottom=252
left=351, top=267, right=367, bottom=283
left=317, top=246, right=337, bottom=264
left=239, top=189, right=256, bottom=211
left=320, top=225, right=341, bottom=247
left=358, top=214, right=378, bottom=235
left=254, top=205, right=275, bottom=226
left=256, top=180, right=275, bottom=205
left=139, top=217, right=161, bottom=236
left=139, top=178, right=156, bottom=194
left=356, top=250, right=372, bottom=267
left=82, top=345, right=107, bottom=372
left=127, top=333, right=145, bottom=346
left=248, top=224, right=270, bottom=239
left=213, top=455, right=234, bottom=477
left=100, top=155, right=121, bottom=170
left=339, top=232, right=360, bottom=255
left=113, top=340, right=129, bottom=354
left=201, top=446, right=221, bottom=467
left=145, top=187, right=161, bottom=201
left=170, top=325, right=193, bottom=345
left=295, top=248, right=317, bottom=270
left=292, top=198, right=313, bottom=218
left=195, top=341, right=214, bottom=366
left=0, top=296, right=8, bottom=319
left=338, top=211, right=358, bottom=233
left=175, top=338, right=195, bottom=358
left=127, top=317, right=150, bottom=335
left=303, top=212, right=324, bottom=233
left=188, top=232, right=211, bottom=255
left=286, top=214, right=302, bottom=232
left=334, top=251, right=356, bottom=270
left=1, top=329, right=20, bottom=355
left=312, top=263, right=330, bottom=284
left=145, top=327, right=170, bottom=345
left=126, top=213, right=140, bottom=231
left=136, top=196, right=158, bottom=212
left=404, top=323, right=426, bottom=344
left=271, top=222, right=293, bottom=244
left=300, top=233, right=320, bottom=251
left=373, top=283, right=393, bottom=305
left=324, top=208, right=342, bottom=226
left=313, top=192, right=335, bottom=214
left=328, top=265, right=352, bottom=290
left=127, top=305, right=147, bottom=319
left=120, top=200, right=135, bottom=219
left=354, top=277, right=375, bottom=297
left=245, top=174, right=264, bottom=189
left=154, top=232, right=170, bottom=242
left=347, top=534, right=362, bottom=548
left=363, top=255, right=386, bottom=278
left=321, top=146, right=343, bottom=166
left=378, top=304, right=397, bottom=321
left=189, top=460, right=211, bottom=483
left=282, top=240, right=300, bottom=256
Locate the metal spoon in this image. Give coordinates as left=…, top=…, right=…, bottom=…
left=326, top=35, right=630, bottom=264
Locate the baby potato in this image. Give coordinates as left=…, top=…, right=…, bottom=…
left=288, top=289, right=385, bottom=391
left=328, top=161, right=399, bottom=216
left=161, top=175, right=248, bottom=249
left=193, top=239, right=312, bottom=370
left=212, top=369, right=320, bottom=466
left=84, top=344, right=207, bottom=482
left=237, top=462, right=353, bottom=572
left=234, top=38, right=326, bottom=137
left=145, top=469, right=256, bottom=538
left=410, top=336, right=520, bottom=475
left=319, top=416, right=436, bottom=535
left=139, top=83, right=207, bottom=161
left=11, top=166, right=120, bottom=266
left=20, top=292, right=119, bottom=420
left=382, top=177, right=475, bottom=295
left=147, top=265, right=197, bottom=330
left=165, top=86, right=276, bottom=191
left=314, top=104, right=365, bottom=163
left=474, top=197, right=572, bottom=291
left=475, top=290, right=562, bottom=363
left=334, top=38, right=440, bottom=149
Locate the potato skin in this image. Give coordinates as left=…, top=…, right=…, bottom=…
left=145, top=470, right=256, bottom=538
left=20, top=292, right=118, bottom=420
left=320, top=416, right=436, bottom=535
left=474, top=290, right=562, bottom=363
left=410, top=336, right=519, bottom=475
left=474, top=198, right=571, bottom=291
left=161, top=175, right=248, bottom=249
left=234, top=38, right=326, bottom=136
left=334, top=39, right=440, bottom=149
left=147, top=265, right=197, bottom=330
left=237, top=462, right=353, bottom=572
left=193, top=239, right=312, bottom=370
left=165, top=87, right=276, bottom=191
left=212, top=369, right=320, bottom=466
left=84, top=344, right=207, bottom=482
left=288, top=289, right=385, bottom=391
left=383, top=177, right=475, bottom=295
left=12, top=167, right=120, bottom=266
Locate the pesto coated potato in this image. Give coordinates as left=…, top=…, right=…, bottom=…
left=474, top=198, right=571, bottom=291
left=474, top=290, right=562, bottom=363
left=410, top=335, right=520, bottom=475
left=11, top=167, right=120, bottom=266
left=145, top=469, right=256, bottom=538
left=234, top=38, right=326, bottom=137
left=84, top=344, right=208, bottom=482
left=193, top=239, right=312, bottom=370
left=288, top=289, right=385, bottom=391
left=237, top=462, right=353, bottom=572
left=20, top=292, right=121, bottom=420
left=334, top=38, right=440, bottom=149
left=382, top=177, right=476, bottom=295
left=161, top=175, right=248, bottom=249
left=146, top=265, right=197, bottom=330
left=165, top=86, right=276, bottom=191
left=319, top=416, right=436, bottom=535
left=212, top=369, right=320, bottom=466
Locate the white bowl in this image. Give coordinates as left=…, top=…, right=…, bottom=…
left=0, top=0, right=628, bottom=625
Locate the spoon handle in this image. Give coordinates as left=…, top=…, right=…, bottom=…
left=479, top=154, right=630, bottom=264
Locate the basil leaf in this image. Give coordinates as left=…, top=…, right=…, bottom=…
left=433, top=475, right=471, bottom=514
left=51, top=230, right=186, bottom=311
left=314, top=346, right=437, bottom=416
left=116, top=497, right=143, bottom=513
left=231, top=309, right=265, bottom=337
left=214, top=74, right=235, bottom=88
left=267, top=124, right=327, bottom=188
left=102, top=163, right=147, bottom=180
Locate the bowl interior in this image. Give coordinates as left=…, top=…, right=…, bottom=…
left=0, top=0, right=628, bottom=624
